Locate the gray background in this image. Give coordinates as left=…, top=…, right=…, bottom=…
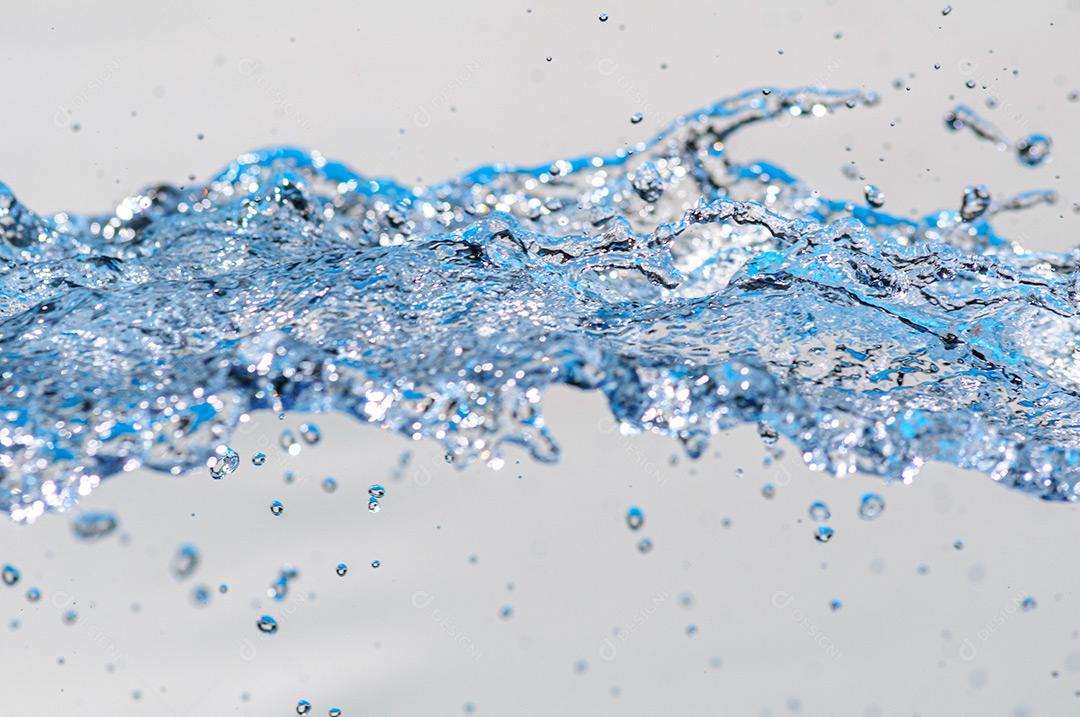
left=3, top=1, right=1080, bottom=715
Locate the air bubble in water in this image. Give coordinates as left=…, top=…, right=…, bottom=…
left=960, top=185, right=991, bottom=221
left=71, top=511, right=119, bottom=541
left=814, top=525, right=835, bottom=543
left=626, top=506, right=645, bottom=530
left=270, top=500, right=284, bottom=516
left=209, top=447, right=240, bottom=479
left=2, top=564, right=20, bottom=586
left=863, top=184, right=885, bottom=208
left=299, top=423, right=321, bottom=445
left=257, top=615, right=279, bottom=634
left=252, top=452, right=267, bottom=466
left=171, top=544, right=200, bottom=579
left=336, top=563, right=348, bottom=576
left=858, top=493, right=885, bottom=520
left=808, top=501, right=831, bottom=522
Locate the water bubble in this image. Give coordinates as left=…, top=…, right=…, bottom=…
left=814, top=525, right=835, bottom=543
left=279, top=430, right=301, bottom=455
left=299, top=423, right=321, bottom=445
left=252, top=452, right=267, bottom=466
left=858, top=493, right=886, bottom=520
left=1022, top=596, right=1037, bottom=611
left=367, top=497, right=381, bottom=513
left=72, top=511, right=119, bottom=541
left=171, top=544, right=200, bottom=579
left=626, top=506, right=645, bottom=530
left=1016, top=134, right=1052, bottom=167
left=209, top=447, right=240, bottom=479
left=371, top=559, right=381, bottom=569
left=368, top=484, right=385, bottom=498
left=637, top=537, right=654, bottom=553
left=630, top=112, right=644, bottom=124
left=2, top=564, right=20, bottom=586
left=257, top=615, right=279, bottom=634
left=863, top=184, right=885, bottom=208
left=270, top=500, right=285, bottom=516
left=26, top=587, right=41, bottom=602
left=808, top=501, right=831, bottom=522
left=296, top=700, right=312, bottom=715
left=336, top=563, right=348, bottom=576
left=321, top=477, right=338, bottom=493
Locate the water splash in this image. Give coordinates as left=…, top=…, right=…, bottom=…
left=1, top=85, right=1076, bottom=523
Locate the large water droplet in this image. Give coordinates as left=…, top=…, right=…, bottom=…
left=209, top=447, right=240, bottom=479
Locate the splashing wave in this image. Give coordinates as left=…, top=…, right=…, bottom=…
left=2, top=86, right=1075, bottom=522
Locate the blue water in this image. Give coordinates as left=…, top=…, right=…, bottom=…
left=1, top=86, right=1074, bottom=522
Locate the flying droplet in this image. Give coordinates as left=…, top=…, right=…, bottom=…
left=191, top=584, right=211, bottom=607
left=257, top=615, right=279, bottom=634
left=1015, top=133, right=1052, bottom=167
left=808, top=501, right=831, bottom=522
left=72, top=511, right=120, bottom=541
left=626, top=506, right=645, bottom=530
left=171, top=544, right=200, bottom=580
left=368, top=484, right=385, bottom=499
left=761, top=483, right=776, bottom=499
left=329, top=709, right=342, bottom=717
left=830, top=599, right=842, bottom=611
left=296, top=700, right=312, bottom=715
left=270, top=500, right=284, bottom=516
left=336, top=563, right=348, bottom=577
left=637, top=537, right=654, bottom=554
left=598, top=12, right=609, bottom=22
left=279, top=430, right=301, bottom=456
left=210, top=447, right=240, bottom=479
left=252, top=452, right=267, bottom=466
left=26, top=587, right=41, bottom=602
left=630, top=112, right=643, bottom=124
left=960, top=184, right=991, bottom=221
left=370, top=559, right=381, bottom=569
left=1021, top=596, right=1037, bottom=611
left=863, top=184, right=885, bottom=208
left=941, top=4, right=952, bottom=15
left=299, top=423, right=321, bottom=445
left=367, top=497, right=381, bottom=513
left=321, top=477, right=338, bottom=493
left=858, top=493, right=886, bottom=520
left=499, top=604, right=514, bottom=619
left=1, top=564, right=20, bottom=587
left=813, top=525, right=835, bottom=543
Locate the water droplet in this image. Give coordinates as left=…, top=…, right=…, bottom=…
left=858, top=493, right=886, bottom=520
left=279, top=430, right=301, bottom=455
left=630, top=112, right=644, bottom=124
left=598, top=12, right=609, bottom=22
left=368, top=484, right=385, bottom=498
left=1022, top=596, right=1037, bottom=611
left=757, top=422, right=779, bottom=445
left=321, top=477, right=338, bottom=493
left=329, top=709, right=342, bottom=717
left=808, top=501, right=831, bottom=522
left=171, top=544, right=200, bottom=579
left=761, top=483, right=776, bottom=499
left=1016, top=133, right=1052, bottom=167
left=26, top=587, right=41, bottom=602
left=252, top=451, right=267, bottom=466
left=813, top=525, right=835, bottom=543
left=863, top=184, right=885, bottom=208
left=830, top=599, right=842, bottom=611
left=296, top=700, right=312, bottom=715
left=72, top=511, right=120, bottom=541
left=62, top=609, right=78, bottom=625
left=626, top=506, right=645, bottom=530
left=191, top=584, right=211, bottom=607
left=499, top=604, right=513, bottom=619
left=637, top=537, right=654, bottom=553
left=299, top=423, right=321, bottom=445
left=2, top=564, right=20, bottom=586
left=370, top=559, right=381, bottom=569
left=284, top=470, right=297, bottom=484
left=257, top=615, right=279, bottom=634
left=336, top=563, right=348, bottom=576
left=209, top=446, right=240, bottom=479
left=686, top=624, right=698, bottom=636
left=270, top=500, right=285, bottom=516
left=367, top=497, right=381, bottom=513
left=942, top=4, right=952, bottom=15
left=953, top=539, right=965, bottom=550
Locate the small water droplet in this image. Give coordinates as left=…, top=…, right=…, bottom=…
left=72, top=511, right=120, bottom=541
left=1016, top=133, right=1052, bottom=167
left=960, top=184, right=991, bottom=221
left=367, top=497, right=381, bottom=513
left=252, top=452, right=267, bottom=466
left=761, top=483, right=776, bottom=499
left=321, top=477, right=338, bottom=493
left=270, top=500, right=285, bottom=516
left=368, top=484, right=385, bottom=498
left=830, top=599, right=842, bottom=611
left=257, top=615, right=279, bottom=634
left=279, top=430, right=301, bottom=456
left=370, top=559, right=381, bottom=569
left=630, top=112, right=643, bottom=124
left=814, top=525, right=835, bottom=543
left=863, top=184, right=886, bottom=208
left=626, top=506, right=644, bottom=530
left=171, top=544, right=200, bottom=580
left=942, top=4, right=952, bottom=15
left=299, top=423, right=321, bottom=445
left=336, top=563, right=348, bottom=577
left=209, top=447, right=240, bottom=479
left=191, top=584, right=211, bottom=607
left=26, top=587, right=41, bottom=602
left=637, top=537, right=654, bottom=553
left=598, top=12, right=609, bottom=22
left=329, top=709, right=342, bottom=717
left=499, top=604, right=513, bottom=619
left=2, top=564, right=20, bottom=587
left=808, top=501, right=831, bottom=522
left=1022, top=596, right=1037, bottom=611
left=858, top=493, right=885, bottom=520
left=296, top=699, right=312, bottom=715
left=62, top=609, right=78, bottom=625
